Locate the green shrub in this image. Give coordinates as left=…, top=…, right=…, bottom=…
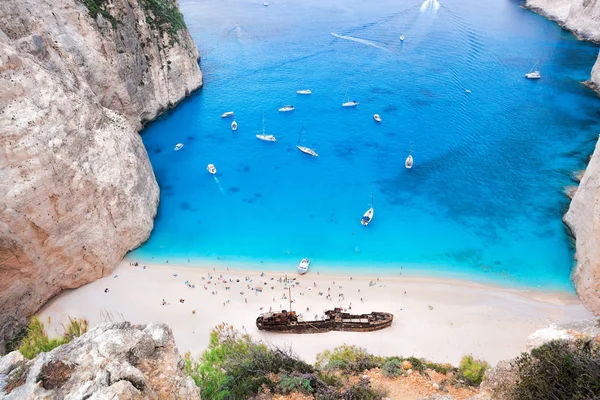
left=341, top=384, right=385, bottom=400
left=500, top=339, right=600, bottom=400
left=458, top=354, right=489, bottom=386
left=18, top=317, right=88, bottom=360
left=382, top=357, right=403, bottom=377
left=317, top=371, right=344, bottom=388
left=405, top=356, right=426, bottom=374
left=316, top=344, right=383, bottom=373
left=424, top=361, right=454, bottom=374
left=277, top=374, right=313, bottom=394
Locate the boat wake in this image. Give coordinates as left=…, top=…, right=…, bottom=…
left=213, top=176, right=225, bottom=194
left=420, top=0, right=440, bottom=14
left=330, top=32, right=388, bottom=52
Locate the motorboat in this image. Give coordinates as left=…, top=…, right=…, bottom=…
left=207, top=164, right=217, bottom=174
left=174, top=143, right=184, bottom=151
left=400, top=35, right=405, bottom=41
left=296, top=128, right=318, bottom=157
left=361, top=207, right=374, bottom=226
left=278, top=105, right=295, bottom=112
left=298, top=258, right=310, bottom=274
left=405, top=154, right=413, bottom=169
left=263, top=2, right=268, bottom=6
left=373, top=114, right=381, bottom=122
left=525, top=61, right=541, bottom=79
left=361, top=190, right=374, bottom=226
left=221, top=111, right=235, bottom=118
left=297, top=89, right=312, bottom=95
left=231, top=120, right=238, bottom=131
left=256, top=114, right=276, bottom=142
left=297, top=146, right=318, bottom=157
left=465, top=89, right=471, bottom=93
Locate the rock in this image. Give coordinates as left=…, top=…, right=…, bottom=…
left=406, top=369, right=413, bottom=375
left=526, top=319, right=600, bottom=350
left=0, top=321, right=200, bottom=399
left=401, top=360, right=412, bottom=370
left=0, top=0, right=202, bottom=351
left=525, top=0, right=600, bottom=42
left=433, top=382, right=440, bottom=390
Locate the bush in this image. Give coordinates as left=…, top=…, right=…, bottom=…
left=458, top=354, right=489, bottom=386
left=382, top=357, right=403, bottom=377
left=341, top=384, right=385, bottom=400
left=316, top=344, right=383, bottom=373
left=503, top=339, right=600, bottom=400
left=277, top=374, right=313, bottom=394
left=424, top=361, right=454, bottom=374
left=18, top=317, right=88, bottom=360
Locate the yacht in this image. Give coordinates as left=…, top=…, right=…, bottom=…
left=263, top=2, right=268, bottom=6
left=342, top=87, right=359, bottom=107
left=207, top=164, right=217, bottom=174
left=405, top=154, right=413, bottom=169
left=256, top=114, right=276, bottom=142
left=296, top=129, right=318, bottom=157
left=174, top=143, right=184, bottom=151
left=361, top=191, right=374, bottom=226
left=400, top=35, right=405, bottom=41
left=221, top=111, right=234, bottom=118
left=279, top=105, right=295, bottom=112
left=297, top=89, right=312, bottom=95
left=373, top=114, right=381, bottom=122
left=298, top=258, right=310, bottom=275
left=525, top=61, right=541, bottom=79
left=231, top=120, right=238, bottom=131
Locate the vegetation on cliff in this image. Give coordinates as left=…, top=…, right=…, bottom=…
left=17, top=317, right=88, bottom=359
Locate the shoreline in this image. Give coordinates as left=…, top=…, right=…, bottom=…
left=38, top=260, right=593, bottom=366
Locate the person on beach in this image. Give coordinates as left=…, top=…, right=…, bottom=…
left=104, top=288, right=109, bottom=293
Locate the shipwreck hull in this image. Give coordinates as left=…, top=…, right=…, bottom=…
left=256, top=311, right=393, bottom=333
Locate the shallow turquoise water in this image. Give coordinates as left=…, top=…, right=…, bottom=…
left=132, top=0, right=600, bottom=291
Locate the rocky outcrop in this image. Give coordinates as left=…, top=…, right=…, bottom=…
left=525, top=318, right=600, bottom=349
left=525, top=0, right=600, bottom=315
left=0, top=321, right=201, bottom=399
left=0, top=0, right=202, bottom=351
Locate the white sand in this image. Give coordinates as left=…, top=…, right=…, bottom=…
left=38, top=260, right=594, bottom=366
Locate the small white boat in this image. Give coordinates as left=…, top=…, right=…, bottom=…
left=263, top=2, right=268, bottom=6
left=342, top=87, right=359, bottom=107
left=207, top=164, right=217, bottom=174
left=298, top=258, right=310, bottom=274
left=221, top=111, right=235, bottom=118
left=373, top=114, right=381, bottom=122
left=297, top=128, right=318, bottom=157
left=231, top=120, right=238, bottom=131
left=256, top=114, right=276, bottom=142
left=278, top=105, right=295, bottom=112
left=465, top=89, right=471, bottom=93
left=400, top=35, right=405, bottom=41
left=405, top=154, right=413, bottom=169
left=297, top=89, right=312, bottom=95
left=361, top=191, right=374, bottom=226
left=174, top=143, right=184, bottom=151
left=525, top=61, right=541, bottom=79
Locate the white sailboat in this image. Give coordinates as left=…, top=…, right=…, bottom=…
left=296, top=128, right=318, bottom=157
left=221, top=111, right=235, bottom=118
left=342, top=87, right=359, bottom=107
left=231, top=120, right=238, bottom=131
left=361, top=191, right=374, bottom=226
left=298, top=258, right=310, bottom=274
left=525, top=61, right=541, bottom=79
left=256, top=114, right=276, bottom=142
left=278, top=105, right=295, bottom=112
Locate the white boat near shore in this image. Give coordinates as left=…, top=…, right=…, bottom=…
left=361, top=191, right=374, bottom=226
left=221, top=111, right=234, bottom=118
left=342, top=87, right=359, bottom=107
left=298, top=258, right=310, bottom=274
left=231, top=120, right=238, bottom=131
left=405, top=154, right=413, bottom=169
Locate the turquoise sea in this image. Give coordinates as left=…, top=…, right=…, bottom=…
left=132, top=0, right=600, bottom=291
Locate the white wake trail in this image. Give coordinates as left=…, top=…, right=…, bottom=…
left=213, top=176, right=225, bottom=194
left=330, top=32, right=388, bottom=52
left=420, top=0, right=440, bottom=13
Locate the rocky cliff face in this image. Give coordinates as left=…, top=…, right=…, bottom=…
left=0, top=322, right=201, bottom=399
left=525, top=0, right=600, bottom=315
left=0, top=0, right=202, bottom=351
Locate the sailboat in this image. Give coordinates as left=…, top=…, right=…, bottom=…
left=342, top=87, right=359, bottom=107
left=525, top=61, right=541, bottom=79
left=361, top=191, right=374, bottom=226
left=256, top=114, right=276, bottom=142
left=297, top=79, right=311, bottom=95
left=231, top=120, right=238, bottom=131
left=296, top=128, right=318, bottom=157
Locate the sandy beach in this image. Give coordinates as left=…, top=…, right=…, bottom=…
left=39, top=260, right=594, bottom=366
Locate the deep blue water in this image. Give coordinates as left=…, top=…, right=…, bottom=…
left=132, top=0, right=600, bottom=291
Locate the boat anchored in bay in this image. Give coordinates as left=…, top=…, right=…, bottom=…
left=296, top=128, right=318, bottom=157
left=298, top=258, right=310, bottom=275
left=342, top=87, right=359, bottom=107
left=256, top=113, right=276, bottom=142
left=279, top=105, right=295, bottom=112
left=221, top=111, right=235, bottom=118
left=525, top=61, right=541, bottom=79
left=361, top=190, right=374, bottom=226
left=231, top=120, right=238, bottom=131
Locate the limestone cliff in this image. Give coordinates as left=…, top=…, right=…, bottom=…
left=0, top=0, right=202, bottom=351
left=0, top=322, right=201, bottom=399
left=525, top=0, right=600, bottom=315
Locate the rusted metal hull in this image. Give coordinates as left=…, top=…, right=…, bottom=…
left=256, top=311, right=393, bottom=333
